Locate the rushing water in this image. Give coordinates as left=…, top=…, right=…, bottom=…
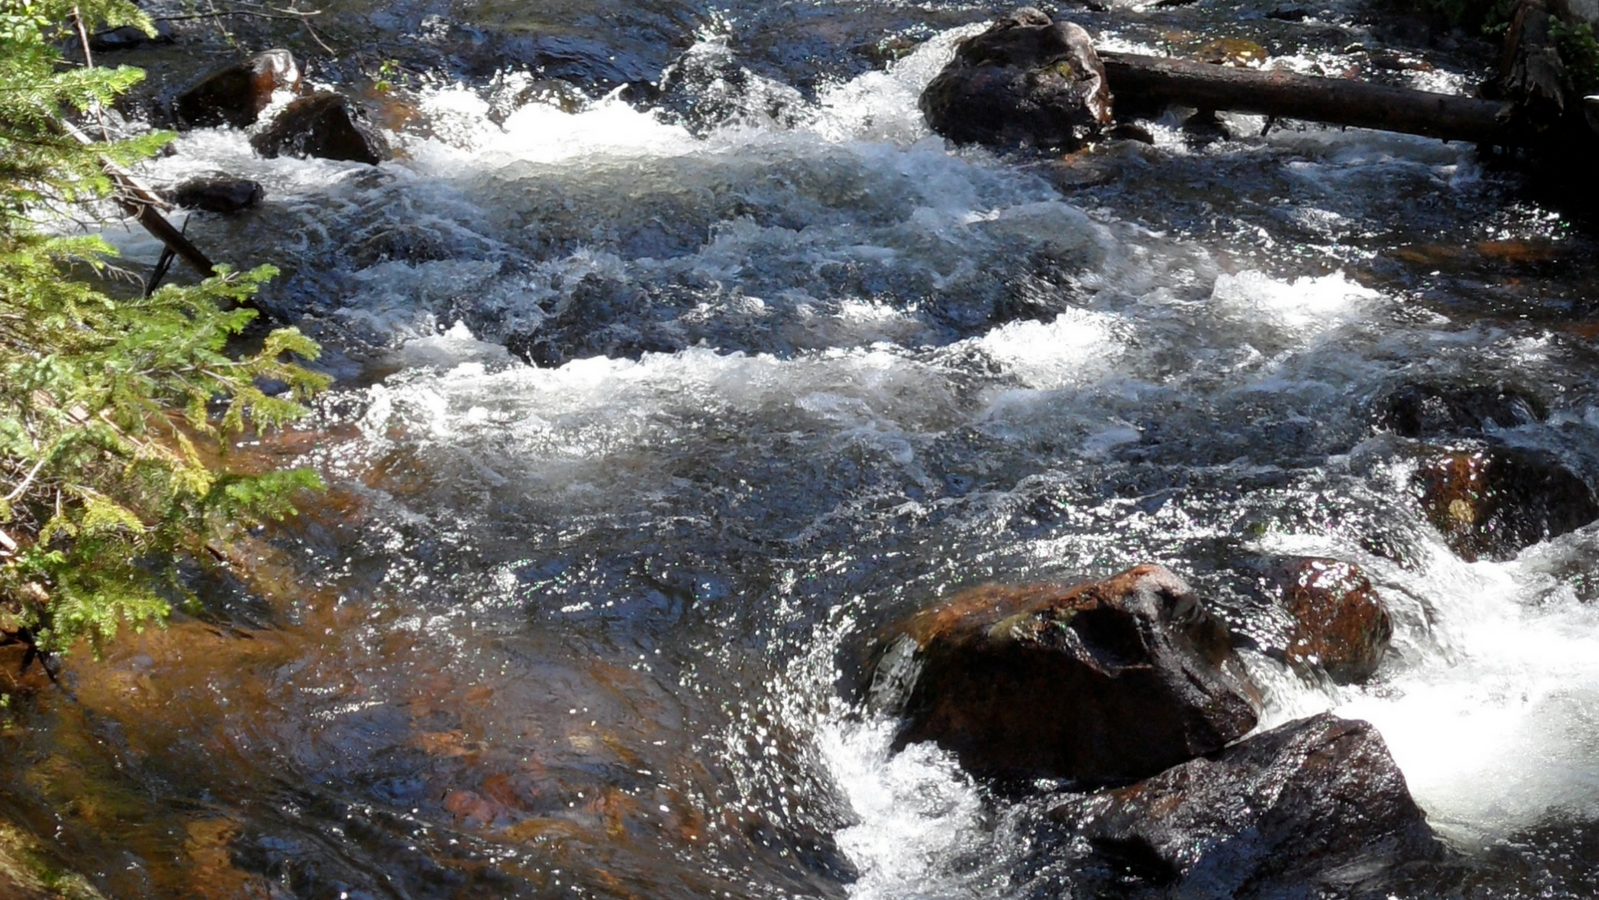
left=6, top=1, right=1599, bottom=897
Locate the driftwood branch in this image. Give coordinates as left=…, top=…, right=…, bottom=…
left=1100, top=52, right=1527, bottom=146
left=57, top=119, right=220, bottom=279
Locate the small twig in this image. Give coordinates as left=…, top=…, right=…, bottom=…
left=146, top=244, right=177, bottom=297
left=300, top=16, right=335, bottom=54
left=4, top=454, right=51, bottom=505
left=71, top=6, right=94, bottom=69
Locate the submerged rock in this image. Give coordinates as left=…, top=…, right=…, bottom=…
left=173, top=49, right=300, bottom=129
left=1374, top=381, right=1546, bottom=439
left=1256, top=557, right=1392, bottom=684
left=919, top=8, right=1112, bottom=150
left=251, top=93, right=392, bottom=164
left=1415, top=441, right=1599, bottom=562
left=885, top=564, right=1260, bottom=784
left=167, top=176, right=264, bottom=214
left=1048, top=713, right=1441, bottom=899
left=89, top=20, right=174, bottom=52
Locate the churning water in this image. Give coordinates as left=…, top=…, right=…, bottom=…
left=8, top=5, right=1599, bottom=898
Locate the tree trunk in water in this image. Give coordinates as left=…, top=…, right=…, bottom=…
left=1099, top=52, right=1524, bottom=145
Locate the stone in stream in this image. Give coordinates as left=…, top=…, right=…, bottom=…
left=882, top=564, right=1260, bottom=784
left=251, top=93, right=392, bottom=165
left=1046, top=713, right=1442, bottom=899
left=1373, top=380, right=1546, bottom=439
left=173, top=49, right=300, bottom=130
left=1253, top=557, right=1392, bottom=684
left=919, top=8, right=1112, bottom=150
left=166, top=176, right=264, bottom=214
left=1414, top=440, right=1599, bottom=562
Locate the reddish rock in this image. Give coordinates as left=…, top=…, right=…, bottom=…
left=1415, top=441, right=1599, bottom=562
left=1260, top=557, right=1392, bottom=684
left=251, top=93, right=392, bottom=165
left=887, top=564, right=1260, bottom=784
left=174, top=50, right=300, bottom=130
left=1048, top=714, right=1441, bottom=899
left=919, top=8, right=1112, bottom=150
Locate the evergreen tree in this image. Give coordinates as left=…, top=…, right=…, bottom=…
left=0, top=0, right=329, bottom=658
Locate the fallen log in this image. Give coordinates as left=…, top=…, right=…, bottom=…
left=1100, top=52, right=1525, bottom=146
left=58, top=119, right=220, bottom=280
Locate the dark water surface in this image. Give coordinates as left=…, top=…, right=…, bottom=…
left=6, top=1, right=1599, bottom=897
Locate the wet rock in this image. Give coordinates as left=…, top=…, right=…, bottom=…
left=251, top=93, right=392, bottom=164
left=488, top=77, right=590, bottom=123
left=89, top=20, right=174, bottom=52
left=884, top=564, right=1260, bottom=784
left=1415, top=441, right=1599, bottom=562
left=1181, top=109, right=1233, bottom=147
left=1048, top=713, right=1441, bottom=899
left=1255, top=557, right=1392, bottom=684
left=173, top=49, right=300, bottom=129
left=167, top=176, right=263, bottom=214
left=1374, top=381, right=1546, bottom=438
left=919, top=8, right=1112, bottom=150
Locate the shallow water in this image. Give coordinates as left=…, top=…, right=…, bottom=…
left=7, top=1, right=1599, bottom=897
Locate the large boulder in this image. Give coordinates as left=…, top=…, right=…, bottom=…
left=1414, top=440, right=1599, bottom=562
left=919, top=8, right=1112, bottom=151
left=885, top=564, right=1260, bottom=784
left=173, top=50, right=300, bottom=129
left=1255, top=557, right=1392, bottom=684
left=1048, top=714, right=1441, bottom=899
left=251, top=93, right=392, bottom=164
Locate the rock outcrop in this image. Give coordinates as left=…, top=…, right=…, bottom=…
left=919, top=8, right=1112, bottom=150
left=1048, top=713, right=1441, bottom=899
left=1415, top=441, right=1598, bottom=562
left=886, top=564, right=1260, bottom=784
left=251, top=93, right=392, bottom=164
left=173, top=50, right=300, bottom=129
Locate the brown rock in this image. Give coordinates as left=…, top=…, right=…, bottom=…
left=1048, top=713, right=1441, bottom=899
left=887, top=564, right=1260, bottom=784
left=1259, top=557, right=1392, bottom=684
left=251, top=93, right=392, bottom=164
left=1415, top=441, right=1599, bottom=562
left=919, top=8, right=1112, bottom=150
left=173, top=50, right=300, bottom=130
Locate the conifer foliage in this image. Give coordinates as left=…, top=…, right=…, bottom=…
left=0, top=0, right=329, bottom=657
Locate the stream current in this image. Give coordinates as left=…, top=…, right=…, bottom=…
left=7, top=2, right=1599, bottom=898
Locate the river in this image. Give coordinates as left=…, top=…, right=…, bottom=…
left=5, top=0, right=1599, bottom=897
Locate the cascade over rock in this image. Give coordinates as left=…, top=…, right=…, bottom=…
left=884, top=564, right=1260, bottom=783
left=173, top=49, right=300, bottom=129
left=251, top=93, right=393, bottom=165
left=1374, top=381, right=1546, bottom=439
left=919, top=8, right=1112, bottom=150
left=1047, top=714, right=1442, bottom=899
left=1414, top=440, right=1599, bottom=562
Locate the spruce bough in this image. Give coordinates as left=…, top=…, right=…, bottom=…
left=0, top=0, right=329, bottom=658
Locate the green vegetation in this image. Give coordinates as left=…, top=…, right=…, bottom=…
left=1552, top=19, right=1599, bottom=94
left=0, top=0, right=329, bottom=658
